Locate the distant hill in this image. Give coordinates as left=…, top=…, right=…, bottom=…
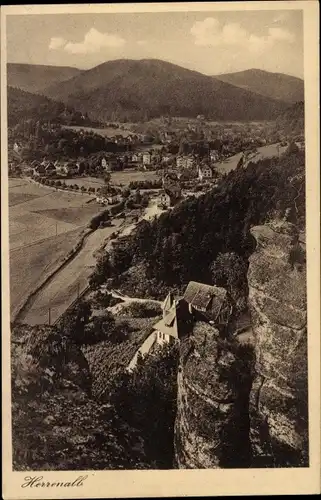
left=7, top=63, right=82, bottom=94
left=214, top=69, right=304, bottom=104
left=7, top=86, right=62, bottom=125
left=7, top=86, right=99, bottom=127
left=42, top=59, right=288, bottom=122
left=276, top=101, right=304, bottom=135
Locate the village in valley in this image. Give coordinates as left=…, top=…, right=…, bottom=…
left=9, top=113, right=302, bottom=213
left=7, top=6, right=309, bottom=475
left=8, top=109, right=303, bottom=370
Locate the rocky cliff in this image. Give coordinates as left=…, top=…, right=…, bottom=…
left=248, top=220, right=308, bottom=467
left=174, top=219, right=308, bottom=468
left=174, top=322, right=253, bottom=468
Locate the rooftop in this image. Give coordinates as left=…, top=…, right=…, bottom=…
left=184, top=281, right=227, bottom=317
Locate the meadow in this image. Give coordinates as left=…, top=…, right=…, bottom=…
left=9, top=179, right=99, bottom=250
left=8, top=179, right=104, bottom=320
left=10, top=227, right=84, bottom=320
left=62, top=171, right=160, bottom=189
left=63, top=125, right=134, bottom=138
left=111, top=170, right=160, bottom=186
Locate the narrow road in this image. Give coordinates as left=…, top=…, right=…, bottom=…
left=19, top=194, right=164, bottom=326
left=18, top=221, right=123, bottom=326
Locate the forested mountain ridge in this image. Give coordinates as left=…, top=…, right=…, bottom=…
left=7, top=86, right=99, bottom=127
left=7, top=63, right=82, bottom=94
left=214, top=68, right=304, bottom=103
left=42, top=59, right=288, bottom=122
left=275, top=101, right=304, bottom=136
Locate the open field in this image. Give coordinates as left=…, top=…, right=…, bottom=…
left=9, top=192, right=40, bottom=206
left=9, top=178, right=105, bottom=321
left=63, top=171, right=160, bottom=189
left=10, top=227, right=84, bottom=320
left=9, top=179, right=99, bottom=250
left=110, top=170, right=160, bottom=186
left=18, top=220, right=124, bottom=326
left=36, top=205, right=105, bottom=226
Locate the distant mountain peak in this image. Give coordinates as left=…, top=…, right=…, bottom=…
left=214, top=68, right=304, bottom=103
left=7, top=63, right=83, bottom=94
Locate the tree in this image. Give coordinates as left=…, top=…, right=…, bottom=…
left=178, top=138, right=189, bottom=155
left=58, top=300, right=92, bottom=344
left=109, top=343, right=179, bottom=468
left=84, top=311, right=116, bottom=344
left=11, top=323, right=149, bottom=471
left=122, top=187, right=130, bottom=199
left=286, top=141, right=299, bottom=155
left=104, top=172, right=111, bottom=186
left=100, top=185, right=110, bottom=197
left=210, top=252, right=248, bottom=313
left=89, top=252, right=112, bottom=287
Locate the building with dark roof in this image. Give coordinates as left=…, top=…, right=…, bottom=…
left=183, top=281, right=232, bottom=327
left=153, top=282, right=232, bottom=346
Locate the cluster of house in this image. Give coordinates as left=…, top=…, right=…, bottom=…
left=175, top=155, right=217, bottom=182
left=101, top=151, right=166, bottom=171
left=31, top=159, right=79, bottom=178
left=153, top=281, right=234, bottom=346
left=96, top=193, right=122, bottom=206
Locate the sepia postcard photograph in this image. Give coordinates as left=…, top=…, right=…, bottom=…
left=1, top=1, right=320, bottom=498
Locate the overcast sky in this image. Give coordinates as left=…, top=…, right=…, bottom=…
left=6, top=10, right=304, bottom=78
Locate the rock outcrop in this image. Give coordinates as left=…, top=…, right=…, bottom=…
left=174, top=322, right=253, bottom=468
left=174, top=219, right=308, bottom=469
left=247, top=220, right=308, bottom=467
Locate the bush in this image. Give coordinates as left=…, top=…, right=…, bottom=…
left=88, top=209, right=111, bottom=230
left=91, top=290, right=123, bottom=309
